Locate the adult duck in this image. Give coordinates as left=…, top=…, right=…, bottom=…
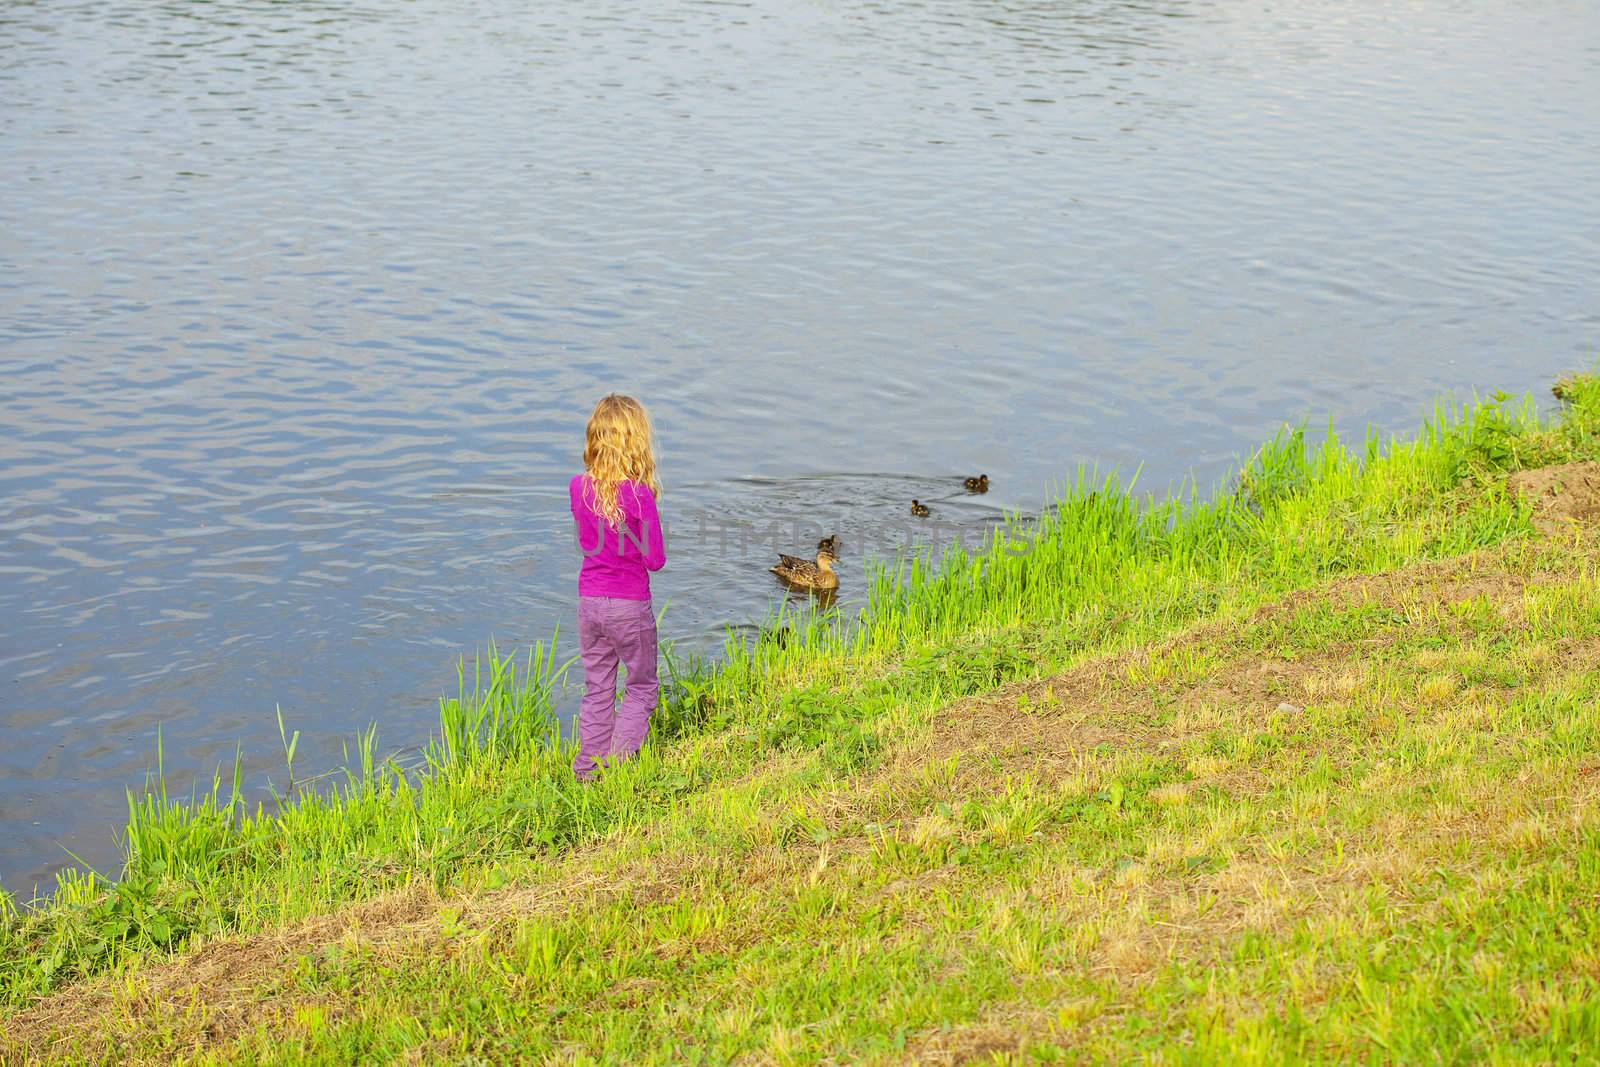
left=770, top=545, right=839, bottom=591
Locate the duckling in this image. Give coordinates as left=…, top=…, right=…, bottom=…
left=817, top=533, right=839, bottom=556
left=770, top=546, right=839, bottom=591
left=964, top=474, right=989, bottom=493
left=910, top=499, right=931, bottom=518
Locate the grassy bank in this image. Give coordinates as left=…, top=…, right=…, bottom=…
left=4, top=376, right=1600, bottom=1062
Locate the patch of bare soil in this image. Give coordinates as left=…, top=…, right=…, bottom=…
left=909, top=1022, right=1023, bottom=1066
left=0, top=883, right=440, bottom=1064
left=1509, top=461, right=1600, bottom=531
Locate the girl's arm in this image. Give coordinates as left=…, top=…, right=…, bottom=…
left=635, top=485, right=667, bottom=572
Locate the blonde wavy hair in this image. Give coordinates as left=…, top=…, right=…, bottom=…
left=582, top=393, right=660, bottom=526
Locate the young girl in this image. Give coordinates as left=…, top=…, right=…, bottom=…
left=569, top=394, right=666, bottom=781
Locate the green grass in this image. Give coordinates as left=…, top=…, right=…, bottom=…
left=4, top=376, right=1600, bottom=1063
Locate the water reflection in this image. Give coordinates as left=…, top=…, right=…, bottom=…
left=2, top=0, right=1596, bottom=890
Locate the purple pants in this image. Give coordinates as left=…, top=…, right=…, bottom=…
left=574, top=596, right=659, bottom=780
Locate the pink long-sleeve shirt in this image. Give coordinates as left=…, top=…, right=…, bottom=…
left=569, top=474, right=666, bottom=600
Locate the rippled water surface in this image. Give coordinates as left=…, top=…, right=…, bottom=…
left=2, top=0, right=1597, bottom=890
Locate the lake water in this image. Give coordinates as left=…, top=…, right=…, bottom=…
left=2, top=0, right=1596, bottom=893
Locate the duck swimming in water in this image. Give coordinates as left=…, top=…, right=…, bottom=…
left=911, top=500, right=931, bottom=517
left=770, top=545, right=839, bottom=591
left=964, top=474, right=989, bottom=493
